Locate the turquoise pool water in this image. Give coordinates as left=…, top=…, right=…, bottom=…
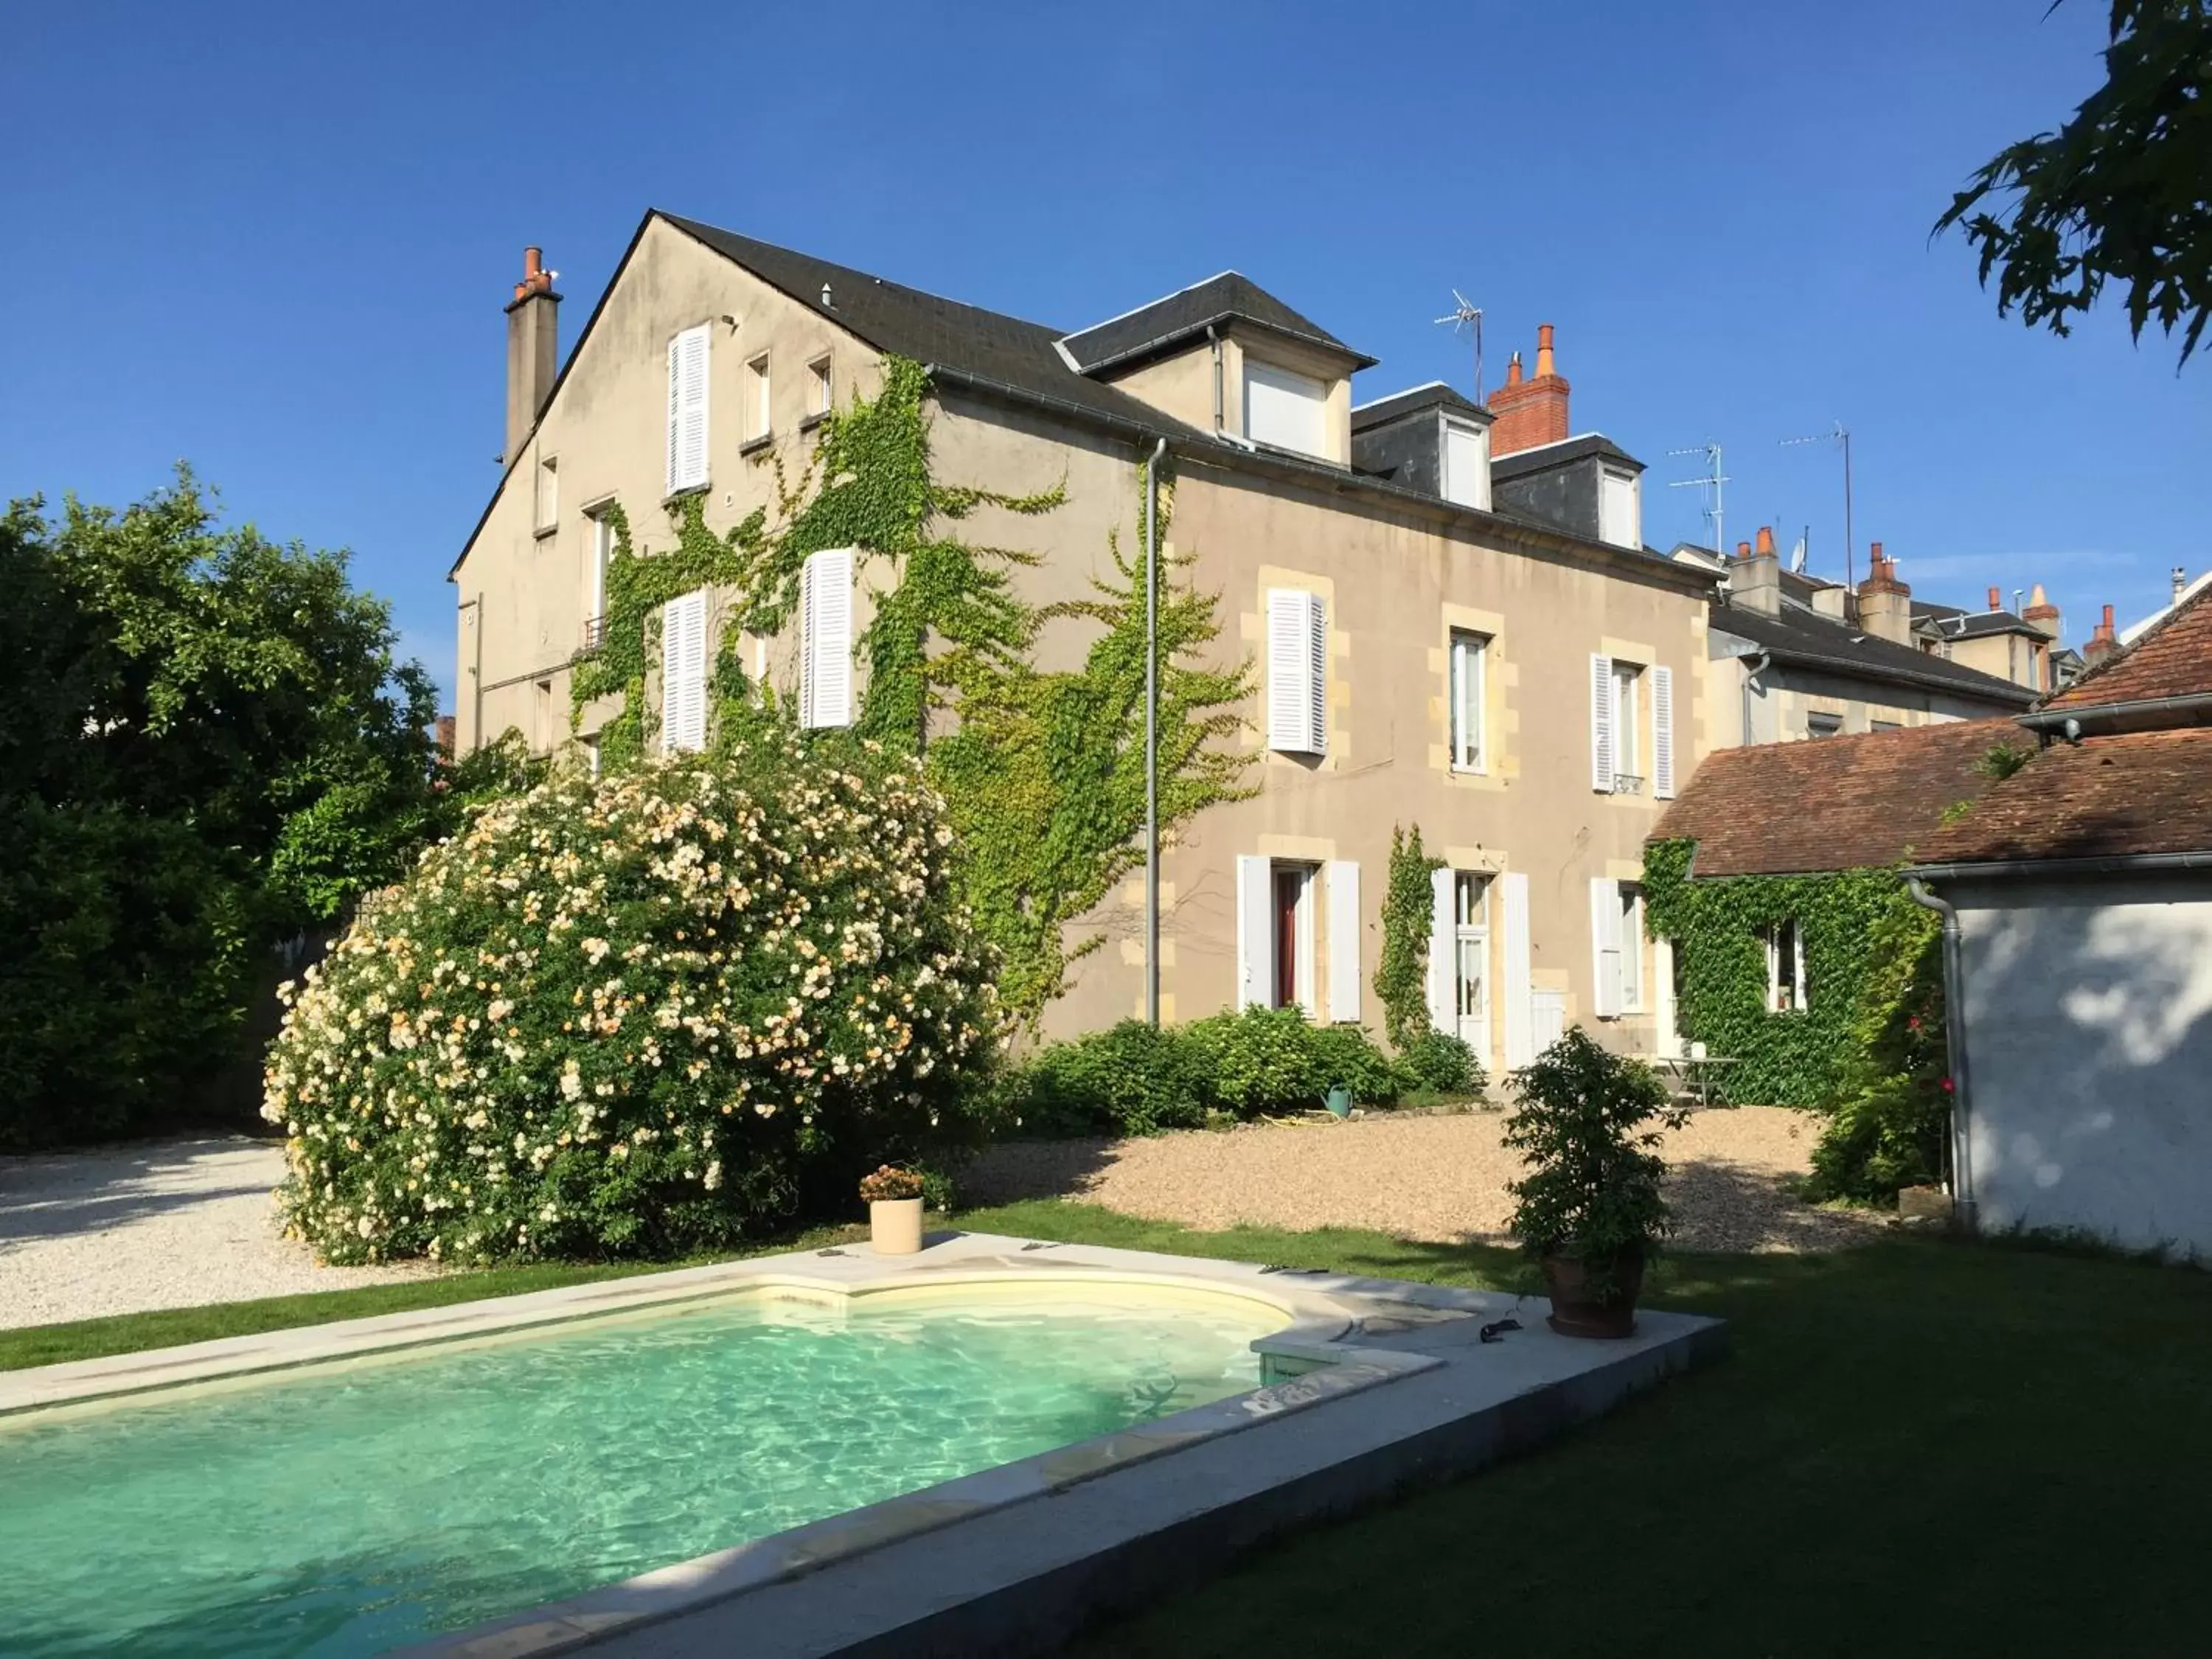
left=0, top=1284, right=1281, bottom=1657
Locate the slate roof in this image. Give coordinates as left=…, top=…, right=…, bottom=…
left=1650, top=720, right=2020, bottom=876
left=2045, top=582, right=2212, bottom=711
left=1911, top=728, right=2212, bottom=866
left=661, top=214, right=1201, bottom=441
left=1351, top=380, right=1490, bottom=430
left=1489, top=433, right=1646, bottom=479
left=1056, top=271, right=1375, bottom=375
left=1915, top=599, right=2040, bottom=640
left=1710, top=603, right=2039, bottom=707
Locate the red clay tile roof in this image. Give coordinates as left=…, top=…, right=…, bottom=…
left=1910, top=728, right=2212, bottom=866
left=2048, top=584, right=2212, bottom=710
left=1651, top=720, right=2022, bottom=876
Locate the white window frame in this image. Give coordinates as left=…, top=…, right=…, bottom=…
left=1766, top=919, right=1809, bottom=1013
left=744, top=351, right=771, bottom=442
left=1599, top=467, right=1641, bottom=549
left=659, top=589, right=708, bottom=755
left=800, top=547, right=855, bottom=730
left=585, top=509, right=616, bottom=633
left=1453, top=871, right=1491, bottom=1046
left=1266, top=588, right=1327, bottom=754
left=1613, top=660, right=1644, bottom=784
left=1243, top=357, right=1329, bottom=458
left=533, top=453, right=558, bottom=536
left=1617, top=883, right=1646, bottom=1012
left=1806, top=710, right=1844, bottom=739
left=807, top=354, right=832, bottom=418
left=1441, top=417, right=1490, bottom=510
left=1448, top=628, right=1487, bottom=773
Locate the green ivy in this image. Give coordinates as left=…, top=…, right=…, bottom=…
left=1641, top=839, right=1935, bottom=1109
left=570, top=355, right=1252, bottom=1026
left=1375, top=824, right=1441, bottom=1049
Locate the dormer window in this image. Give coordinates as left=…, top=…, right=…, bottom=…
left=1599, top=467, right=1641, bottom=549
left=1243, top=358, right=1329, bottom=458
left=1443, top=419, right=1490, bottom=510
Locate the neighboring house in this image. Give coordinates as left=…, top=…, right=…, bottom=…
left=1907, top=583, right=2212, bottom=1256
left=1642, top=719, right=2017, bottom=1102
left=1691, top=532, right=2040, bottom=746
left=450, top=217, right=1721, bottom=1064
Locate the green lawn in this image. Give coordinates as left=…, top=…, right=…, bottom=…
left=8, top=1201, right=2209, bottom=1655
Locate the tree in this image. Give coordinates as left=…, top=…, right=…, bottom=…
left=0, top=470, right=444, bottom=1145
left=1935, top=1, right=2212, bottom=366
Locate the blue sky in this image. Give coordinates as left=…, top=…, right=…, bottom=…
left=5, top=1, right=2202, bottom=703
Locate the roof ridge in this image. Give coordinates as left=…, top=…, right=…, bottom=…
left=1057, top=270, right=1247, bottom=344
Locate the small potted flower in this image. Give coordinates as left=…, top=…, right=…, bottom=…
left=1502, top=1026, right=1686, bottom=1338
left=859, top=1164, right=928, bottom=1255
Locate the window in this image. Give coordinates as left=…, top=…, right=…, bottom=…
left=1442, top=420, right=1489, bottom=509
left=1237, top=855, right=1316, bottom=1015
left=1599, top=467, right=1640, bottom=548
left=533, top=454, right=558, bottom=535
left=1766, top=920, right=1808, bottom=1012
left=807, top=355, right=832, bottom=419
left=1244, top=358, right=1328, bottom=457
left=584, top=511, right=616, bottom=646
left=1871, top=718, right=1902, bottom=734
left=1266, top=588, right=1327, bottom=754
left=744, top=352, right=771, bottom=442
left=1807, top=711, right=1843, bottom=738
left=665, top=324, right=710, bottom=494
left=1590, top=877, right=1644, bottom=1016
left=1613, top=660, right=1644, bottom=783
left=1447, top=629, right=1487, bottom=771
left=1453, top=872, right=1490, bottom=1043
left=532, top=677, right=554, bottom=751
left=801, top=547, right=855, bottom=729
left=660, top=590, right=707, bottom=754
left=584, top=735, right=602, bottom=779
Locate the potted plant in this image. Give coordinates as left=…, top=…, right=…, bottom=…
left=859, top=1164, right=928, bottom=1255
left=1502, top=1026, right=1686, bottom=1338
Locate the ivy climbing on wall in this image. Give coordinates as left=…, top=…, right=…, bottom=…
left=1641, top=838, right=1939, bottom=1110
left=570, top=355, right=1253, bottom=1027
left=1375, top=824, right=1442, bottom=1049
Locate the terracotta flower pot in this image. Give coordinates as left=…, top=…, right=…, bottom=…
left=870, top=1196, right=925, bottom=1256
left=1540, top=1246, right=1646, bottom=1338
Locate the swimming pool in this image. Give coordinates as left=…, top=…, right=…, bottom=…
left=0, top=1283, right=1286, bottom=1657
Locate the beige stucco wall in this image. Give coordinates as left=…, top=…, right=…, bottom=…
left=1948, top=629, right=2048, bottom=693
left=1701, top=652, right=2025, bottom=750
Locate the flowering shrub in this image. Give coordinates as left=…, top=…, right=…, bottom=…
left=263, top=737, right=1000, bottom=1265
left=858, top=1164, right=926, bottom=1203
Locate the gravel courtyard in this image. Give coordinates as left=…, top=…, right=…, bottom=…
left=0, top=1137, right=430, bottom=1331
left=965, top=1105, right=1887, bottom=1254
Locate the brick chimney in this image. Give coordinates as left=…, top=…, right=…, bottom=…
left=1487, top=324, right=1571, bottom=456
left=2081, top=602, right=2119, bottom=667
left=1987, top=585, right=2003, bottom=611
left=1857, top=540, right=1912, bottom=644
left=1730, top=525, right=1783, bottom=616
left=504, top=246, right=561, bottom=467
left=2021, top=581, right=2061, bottom=638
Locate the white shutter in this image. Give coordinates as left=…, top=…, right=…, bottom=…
left=660, top=589, right=706, bottom=754
left=1590, top=653, right=1615, bottom=793
left=1326, top=860, right=1361, bottom=1024
left=1443, top=421, right=1489, bottom=509
left=1425, top=866, right=1454, bottom=1031
left=1590, top=876, right=1622, bottom=1018
left=1235, top=855, right=1273, bottom=1010
left=1652, top=665, right=1677, bottom=799
left=1501, top=872, right=1533, bottom=1068
left=1267, top=589, right=1324, bottom=754
left=666, top=325, right=710, bottom=495
left=801, top=548, right=854, bottom=729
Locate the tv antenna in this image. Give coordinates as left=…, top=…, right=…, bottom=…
left=1433, top=290, right=1485, bottom=403
left=1666, top=442, right=1728, bottom=558
left=1781, top=422, right=1854, bottom=589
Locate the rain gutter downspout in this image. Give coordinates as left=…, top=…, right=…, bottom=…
left=1739, top=649, right=1770, bottom=745
left=1207, top=324, right=1224, bottom=436
left=1144, top=437, right=1168, bottom=1026
left=1907, top=875, right=1976, bottom=1232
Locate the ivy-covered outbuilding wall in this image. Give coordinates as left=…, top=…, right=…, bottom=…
left=1642, top=838, right=1938, bottom=1107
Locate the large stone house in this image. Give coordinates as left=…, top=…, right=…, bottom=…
left=450, top=212, right=1722, bottom=1065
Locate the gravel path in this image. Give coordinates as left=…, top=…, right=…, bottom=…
left=0, top=1137, right=432, bottom=1331
left=966, top=1106, right=1887, bottom=1254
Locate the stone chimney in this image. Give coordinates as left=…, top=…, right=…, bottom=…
left=504, top=246, right=561, bottom=466
left=1488, top=324, right=1571, bottom=456
left=1730, top=525, right=1782, bottom=616
left=2021, top=582, right=2061, bottom=639
left=2081, top=602, right=2119, bottom=668
left=1857, top=540, right=1913, bottom=644
left=1811, top=582, right=1849, bottom=621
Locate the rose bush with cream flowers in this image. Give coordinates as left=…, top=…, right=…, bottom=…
left=264, top=737, right=999, bottom=1264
